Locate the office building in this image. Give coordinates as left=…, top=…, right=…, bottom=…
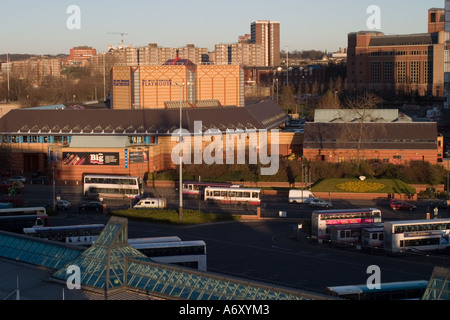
left=347, top=9, right=445, bottom=98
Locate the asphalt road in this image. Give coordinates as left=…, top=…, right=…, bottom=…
left=18, top=184, right=450, bottom=295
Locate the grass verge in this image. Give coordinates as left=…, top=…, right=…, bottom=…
left=111, top=208, right=241, bottom=225
left=310, top=178, right=416, bottom=194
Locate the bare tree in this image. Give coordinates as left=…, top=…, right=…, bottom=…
left=339, top=92, right=384, bottom=163
left=317, top=90, right=342, bottom=109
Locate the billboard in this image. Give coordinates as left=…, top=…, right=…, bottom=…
left=62, top=152, right=120, bottom=166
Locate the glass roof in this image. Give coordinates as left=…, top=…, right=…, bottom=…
left=0, top=231, right=82, bottom=270
left=0, top=217, right=330, bottom=300
left=422, top=267, right=450, bottom=300
left=126, top=259, right=310, bottom=300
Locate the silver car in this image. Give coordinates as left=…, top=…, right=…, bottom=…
left=308, top=198, right=332, bottom=208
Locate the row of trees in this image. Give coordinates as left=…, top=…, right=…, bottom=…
left=0, top=65, right=108, bottom=107
left=154, top=158, right=447, bottom=188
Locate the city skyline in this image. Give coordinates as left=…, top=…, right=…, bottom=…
left=0, top=0, right=444, bottom=55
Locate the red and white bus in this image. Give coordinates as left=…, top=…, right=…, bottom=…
left=204, top=186, right=261, bottom=205
left=182, top=181, right=241, bottom=199
left=311, top=208, right=382, bottom=241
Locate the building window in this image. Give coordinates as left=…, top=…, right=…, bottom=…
left=410, top=61, right=420, bottom=84
left=424, top=61, right=432, bottom=84
left=396, top=61, right=406, bottom=84
left=371, top=62, right=381, bottom=83
left=383, top=61, right=394, bottom=83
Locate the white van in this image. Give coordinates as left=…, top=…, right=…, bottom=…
left=288, top=189, right=316, bottom=203
left=133, top=198, right=167, bottom=209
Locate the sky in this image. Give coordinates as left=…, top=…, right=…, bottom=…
left=0, top=0, right=445, bottom=55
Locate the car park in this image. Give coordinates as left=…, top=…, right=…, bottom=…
left=309, top=198, right=333, bottom=208
left=389, top=200, right=417, bottom=211
left=79, top=201, right=103, bottom=212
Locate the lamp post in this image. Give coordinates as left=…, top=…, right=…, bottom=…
left=175, top=82, right=185, bottom=222
left=286, top=46, right=289, bottom=86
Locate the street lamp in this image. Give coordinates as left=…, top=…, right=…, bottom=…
left=174, top=82, right=185, bottom=222
left=286, top=46, right=289, bottom=86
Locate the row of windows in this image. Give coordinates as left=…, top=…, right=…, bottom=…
left=393, top=223, right=450, bottom=234
left=370, top=61, right=433, bottom=85
left=1, top=136, right=158, bottom=145
left=370, top=50, right=429, bottom=56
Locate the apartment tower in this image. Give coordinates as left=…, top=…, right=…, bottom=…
left=250, top=20, right=280, bottom=66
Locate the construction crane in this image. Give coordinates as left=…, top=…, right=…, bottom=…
left=107, top=32, right=128, bottom=47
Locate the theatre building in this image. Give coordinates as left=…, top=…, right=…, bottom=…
left=0, top=101, right=289, bottom=184
left=111, top=59, right=245, bottom=109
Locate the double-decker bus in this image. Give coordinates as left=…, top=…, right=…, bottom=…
left=130, top=239, right=207, bottom=271
left=0, top=213, right=49, bottom=233
left=383, top=219, right=450, bottom=254
left=311, top=208, right=382, bottom=241
left=326, top=280, right=429, bottom=300
left=83, top=174, right=143, bottom=200
left=203, top=186, right=261, bottom=205
left=23, top=224, right=105, bottom=246
left=182, top=181, right=239, bottom=199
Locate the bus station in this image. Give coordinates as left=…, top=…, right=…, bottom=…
left=0, top=216, right=333, bottom=300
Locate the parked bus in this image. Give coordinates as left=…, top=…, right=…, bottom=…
left=0, top=214, right=49, bottom=233
left=326, top=280, right=429, bottom=300
left=383, top=219, right=450, bottom=254
left=361, top=225, right=384, bottom=249
left=128, top=236, right=182, bottom=245
left=130, top=240, right=207, bottom=271
left=0, top=202, right=13, bottom=209
left=182, top=181, right=239, bottom=199
left=83, top=174, right=143, bottom=200
left=23, top=224, right=105, bottom=246
left=204, top=186, right=261, bottom=205
left=311, top=208, right=382, bottom=241
left=0, top=206, right=47, bottom=217
left=330, top=223, right=384, bottom=248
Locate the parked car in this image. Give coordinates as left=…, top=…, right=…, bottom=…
left=8, top=176, right=26, bottom=183
left=309, top=198, right=332, bottom=208
left=79, top=201, right=103, bottom=212
left=57, top=199, right=71, bottom=210
left=390, top=200, right=417, bottom=211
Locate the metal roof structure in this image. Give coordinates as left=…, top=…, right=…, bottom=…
left=0, top=101, right=288, bottom=136
left=422, top=266, right=450, bottom=300
left=303, top=122, right=438, bottom=151
left=0, top=216, right=332, bottom=300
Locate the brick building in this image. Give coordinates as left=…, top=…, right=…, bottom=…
left=303, top=109, right=444, bottom=164
left=347, top=8, right=445, bottom=97
left=0, top=101, right=289, bottom=183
